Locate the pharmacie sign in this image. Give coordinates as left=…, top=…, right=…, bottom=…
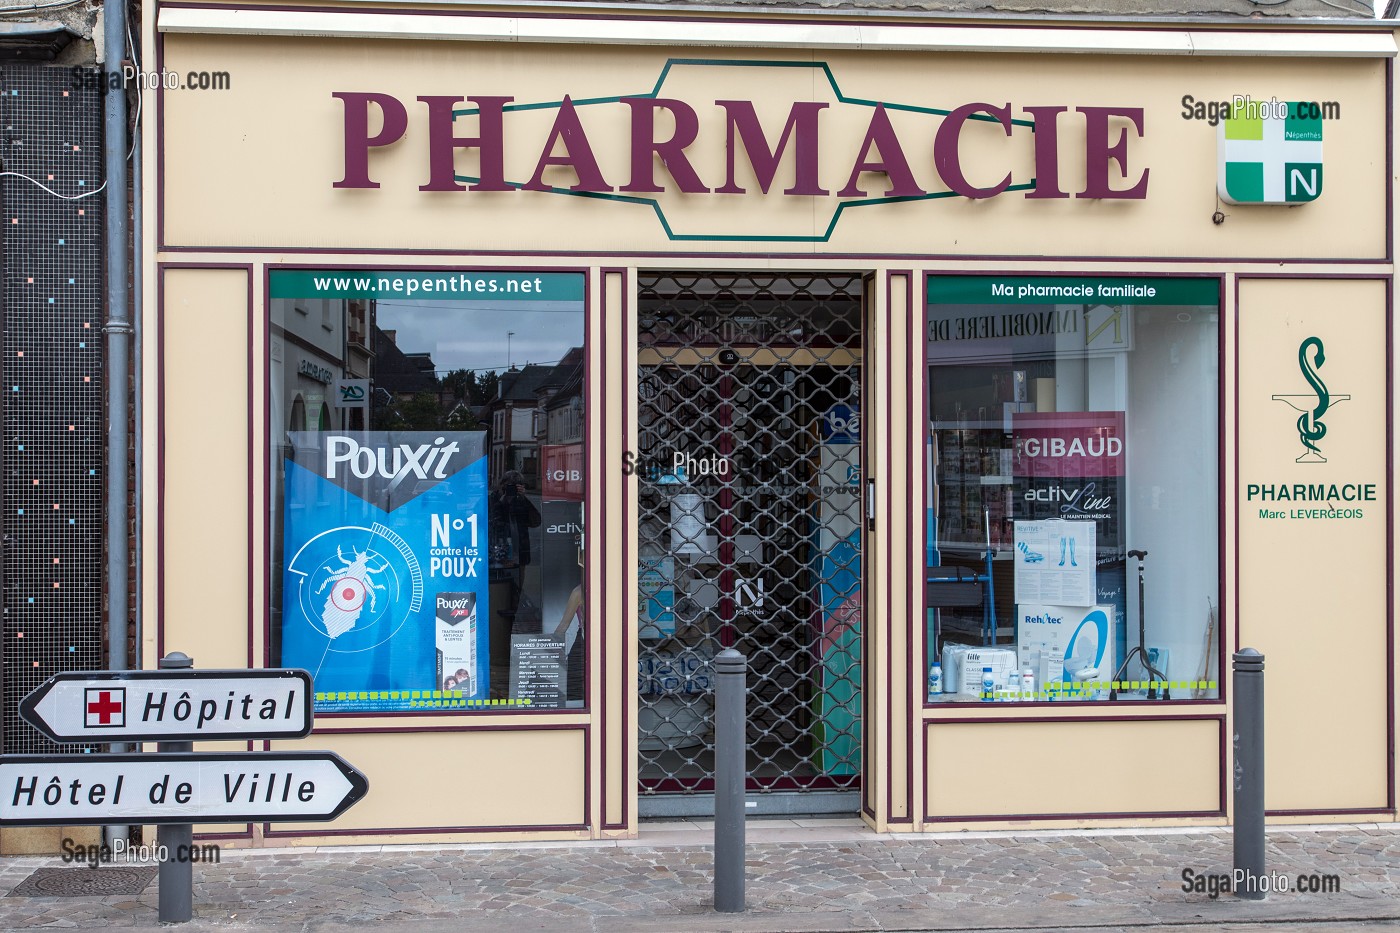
left=331, top=59, right=1152, bottom=242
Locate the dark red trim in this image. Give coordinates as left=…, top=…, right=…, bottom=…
left=156, top=32, right=165, bottom=253
left=599, top=267, right=612, bottom=831
left=264, top=821, right=590, bottom=838
left=248, top=270, right=256, bottom=670
left=862, top=277, right=875, bottom=822
left=263, top=723, right=591, bottom=837
left=889, top=269, right=915, bottom=825
left=258, top=261, right=594, bottom=722
left=921, top=717, right=1227, bottom=822
left=883, top=272, right=894, bottom=823
left=155, top=263, right=255, bottom=667
left=901, top=268, right=918, bottom=824
left=307, top=721, right=588, bottom=735
left=1233, top=272, right=1394, bottom=816
left=157, top=268, right=164, bottom=663
left=1218, top=274, right=1228, bottom=709
left=602, top=266, right=627, bottom=832
left=873, top=270, right=909, bottom=825
left=157, top=245, right=1392, bottom=265
left=1233, top=274, right=1241, bottom=661
left=1265, top=808, right=1397, bottom=817
left=308, top=718, right=588, bottom=735
left=1389, top=272, right=1395, bottom=815
left=920, top=270, right=1227, bottom=713
left=263, top=268, right=271, bottom=670
left=1386, top=58, right=1394, bottom=266
left=192, top=827, right=253, bottom=841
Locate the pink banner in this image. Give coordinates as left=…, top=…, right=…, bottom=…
left=541, top=444, right=584, bottom=501
left=1013, top=411, right=1125, bottom=479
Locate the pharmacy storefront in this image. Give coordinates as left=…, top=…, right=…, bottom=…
left=147, top=6, right=1397, bottom=842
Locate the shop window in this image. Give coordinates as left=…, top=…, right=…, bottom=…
left=267, top=270, right=588, bottom=714
left=924, top=276, right=1220, bottom=705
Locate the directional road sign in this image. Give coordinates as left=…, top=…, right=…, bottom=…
left=19, top=669, right=313, bottom=743
left=0, top=751, right=368, bottom=825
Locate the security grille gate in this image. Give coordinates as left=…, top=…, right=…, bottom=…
left=636, top=272, right=864, bottom=817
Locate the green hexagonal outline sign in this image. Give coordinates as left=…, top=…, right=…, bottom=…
left=450, top=59, right=1038, bottom=243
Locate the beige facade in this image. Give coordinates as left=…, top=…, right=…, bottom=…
left=145, top=4, right=1398, bottom=844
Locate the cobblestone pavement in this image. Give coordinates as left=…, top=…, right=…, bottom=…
left=0, top=823, right=1396, bottom=932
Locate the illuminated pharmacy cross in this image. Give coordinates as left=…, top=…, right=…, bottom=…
left=1220, top=102, right=1322, bottom=205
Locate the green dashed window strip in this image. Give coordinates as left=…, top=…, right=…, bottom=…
left=978, top=681, right=1219, bottom=701
left=313, top=691, right=534, bottom=707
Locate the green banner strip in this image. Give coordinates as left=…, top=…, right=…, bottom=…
left=928, top=276, right=1218, bottom=306
left=269, top=270, right=585, bottom=302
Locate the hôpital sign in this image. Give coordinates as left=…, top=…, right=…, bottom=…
left=4, top=667, right=368, bottom=826
left=18, top=669, right=313, bottom=743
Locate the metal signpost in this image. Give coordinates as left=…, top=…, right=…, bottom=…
left=4, top=652, right=367, bottom=923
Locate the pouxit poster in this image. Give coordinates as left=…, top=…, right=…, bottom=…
left=281, top=431, right=489, bottom=711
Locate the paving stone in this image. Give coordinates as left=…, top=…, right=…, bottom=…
left=0, top=825, right=1396, bottom=929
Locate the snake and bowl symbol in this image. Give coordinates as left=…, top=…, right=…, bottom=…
left=1271, top=336, right=1349, bottom=464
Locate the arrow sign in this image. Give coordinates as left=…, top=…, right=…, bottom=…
left=0, top=752, right=368, bottom=825
left=19, top=669, right=313, bottom=743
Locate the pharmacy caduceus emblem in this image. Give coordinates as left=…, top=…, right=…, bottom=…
left=1272, top=336, right=1350, bottom=464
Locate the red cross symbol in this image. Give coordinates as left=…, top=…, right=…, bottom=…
left=84, top=689, right=124, bottom=727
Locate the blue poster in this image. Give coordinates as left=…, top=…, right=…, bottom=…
left=282, top=431, right=489, bottom=712
left=812, top=405, right=862, bottom=777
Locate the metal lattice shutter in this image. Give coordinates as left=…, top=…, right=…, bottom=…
left=1, top=64, right=107, bottom=755
left=636, top=272, right=863, bottom=817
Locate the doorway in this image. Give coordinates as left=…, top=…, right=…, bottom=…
left=635, top=271, right=866, bottom=818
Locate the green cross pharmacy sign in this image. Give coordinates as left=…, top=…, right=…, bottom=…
left=1217, top=98, right=1323, bottom=205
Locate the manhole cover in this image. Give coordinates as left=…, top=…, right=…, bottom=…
left=7, top=867, right=157, bottom=897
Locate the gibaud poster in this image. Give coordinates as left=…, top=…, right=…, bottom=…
left=1012, top=411, right=1126, bottom=676
left=281, top=431, right=489, bottom=711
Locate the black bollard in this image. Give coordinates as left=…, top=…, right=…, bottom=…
left=1233, top=648, right=1266, bottom=900
left=713, top=648, right=747, bottom=913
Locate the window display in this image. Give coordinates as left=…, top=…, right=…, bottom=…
left=268, top=270, right=587, bottom=713
left=925, top=276, right=1220, bottom=704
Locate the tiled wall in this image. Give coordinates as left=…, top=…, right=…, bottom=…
left=1, top=64, right=108, bottom=755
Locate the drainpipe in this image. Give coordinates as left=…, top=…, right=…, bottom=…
left=102, top=0, right=130, bottom=848
left=132, top=123, right=142, bottom=674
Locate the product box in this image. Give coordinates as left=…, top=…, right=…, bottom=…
left=1012, top=519, right=1096, bottom=607
left=435, top=591, right=482, bottom=698
left=1016, top=603, right=1114, bottom=695
left=942, top=644, right=1019, bottom=696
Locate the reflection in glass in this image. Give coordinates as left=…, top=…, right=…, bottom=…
left=268, top=284, right=586, bottom=713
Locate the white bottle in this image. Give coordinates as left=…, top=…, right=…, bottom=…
left=980, top=666, right=995, bottom=702
left=1021, top=669, right=1036, bottom=701
left=1003, top=668, right=1020, bottom=702
left=927, top=662, right=942, bottom=700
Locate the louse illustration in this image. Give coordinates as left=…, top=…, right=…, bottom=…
left=315, top=544, right=389, bottom=639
